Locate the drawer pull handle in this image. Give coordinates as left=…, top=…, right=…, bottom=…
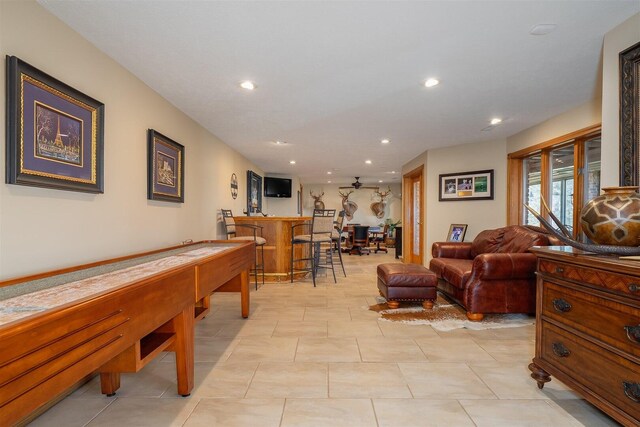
left=552, top=298, right=572, bottom=313
left=629, top=284, right=640, bottom=293
left=624, top=325, right=640, bottom=344
left=623, top=382, right=640, bottom=403
left=552, top=342, right=570, bottom=358
left=555, top=266, right=564, bottom=274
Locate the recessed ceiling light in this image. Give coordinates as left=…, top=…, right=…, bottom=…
left=289, top=160, right=296, bottom=164
left=378, top=180, right=383, bottom=183
left=381, top=139, right=390, bottom=144
left=327, top=180, right=332, bottom=183
left=274, top=140, right=286, bottom=145
left=365, top=160, right=372, bottom=164
left=391, top=171, right=396, bottom=174
left=327, top=171, right=332, bottom=175
left=240, top=80, right=255, bottom=90
left=490, top=118, right=502, bottom=125
left=424, top=78, right=439, bottom=88
left=530, top=24, right=557, bottom=36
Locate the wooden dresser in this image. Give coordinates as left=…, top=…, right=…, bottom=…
left=529, top=247, right=640, bottom=426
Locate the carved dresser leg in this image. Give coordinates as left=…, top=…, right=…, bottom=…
left=387, top=300, right=400, bottom=309
left=422, top=299, right=434, bottom=310
left=529, top=362, right=551, bottom=389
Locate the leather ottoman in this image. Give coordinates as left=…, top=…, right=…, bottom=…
left=377, top=263, right=437, bottom=309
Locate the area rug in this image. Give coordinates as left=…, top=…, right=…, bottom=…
left=369, top=296, right=535, bottom=331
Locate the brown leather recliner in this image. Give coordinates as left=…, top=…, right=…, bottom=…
left=430, top=225, right=558, bottom=321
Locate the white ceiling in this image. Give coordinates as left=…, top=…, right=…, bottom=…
left=40, top=0, right=639, bottom=186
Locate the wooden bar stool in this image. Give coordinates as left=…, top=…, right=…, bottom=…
left=221, top=209, right=266, bottom=289
left=291, top=209, right=336, bottom=286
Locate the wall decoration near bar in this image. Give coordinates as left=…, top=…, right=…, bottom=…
left=247, top=170, right=262, bottom=214
left=5, top=56, right=104, bottom=193
left=230, top=173, right=238, bottom=199
left=619, top=41, right=640, bottom=186
left=438, top=169, right=494, bottom=201
left=147, top=129, right=184, bottom=203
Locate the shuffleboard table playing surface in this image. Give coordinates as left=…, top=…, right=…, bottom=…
left=0, top=240, right=254, bottom=425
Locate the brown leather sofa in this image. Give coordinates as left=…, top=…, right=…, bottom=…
left=429, top=225, right=558, bottom=321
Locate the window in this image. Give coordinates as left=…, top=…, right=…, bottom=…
left=523, top=154, right=541, bottom=226
left=508, top=126, right=601, bottom=240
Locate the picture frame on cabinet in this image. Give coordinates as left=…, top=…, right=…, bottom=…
left=5, top=56, right=104, bottom=193
left=147, top=129, right=184, bottom=203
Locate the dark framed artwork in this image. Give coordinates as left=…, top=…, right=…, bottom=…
left=247, top=170, right=262, bottom=214
left=439, top=169, right=494, bottom=201
left=620, top=41, right=640, bottom=186
left=447, top=224, right=468, bottom=242
left=5, top=56, right=104, bottom=193
left=147, top=129, right=184, bottom=203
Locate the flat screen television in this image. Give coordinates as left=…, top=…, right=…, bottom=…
left=264, top=177, right=292, bottom=198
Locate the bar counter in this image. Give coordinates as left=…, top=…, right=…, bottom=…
left=233, top=216, right=311, bottom=282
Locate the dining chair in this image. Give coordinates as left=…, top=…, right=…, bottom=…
left=372, top=224, right=389, bottom=253
left=349, top=225, right=370, bottom=256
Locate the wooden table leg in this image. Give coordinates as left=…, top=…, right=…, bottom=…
left=239, top=270, right=249, bottom=318
left=173, top=304, right=195, bottom=397
left=100, top=372, right=120, bottom=396
left=216, top=270, right=251, bottom=319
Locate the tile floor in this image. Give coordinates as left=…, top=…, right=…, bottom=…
left=30, top=251, right=619, bottom=426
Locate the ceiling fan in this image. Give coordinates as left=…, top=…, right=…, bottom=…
left=339, top=177, right=379, bottom=190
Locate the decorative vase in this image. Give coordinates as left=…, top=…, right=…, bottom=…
left=580, top=186, right=640, bottom=246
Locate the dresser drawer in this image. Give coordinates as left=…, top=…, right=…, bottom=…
left=541, top=321, right=640, bottom=421
left=539, top=259, right=640, bottom=296
left=542, top=281, right=640, bottom=358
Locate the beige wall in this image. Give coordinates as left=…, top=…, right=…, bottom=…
left=506, top=99, right=602, bottom=154
left=0, top=1, right=262, bottom=279
left=602, top=13, right=640, bottom=188
left=402, top=139, right=507, bottom=264
left=425, top=139, right=507, bottom=260
left=303, top=183, right=402, bottom=227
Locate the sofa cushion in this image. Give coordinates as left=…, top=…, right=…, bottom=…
left=441, top=258, right=474, bottom=289
left=470, top=228, right=504, bottom=257
left=429, top=257, right=448, bottom=278
left=499, top=226, right=549, bottom=253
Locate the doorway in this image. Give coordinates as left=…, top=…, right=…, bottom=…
left=402, top=166, right=424, bottom=265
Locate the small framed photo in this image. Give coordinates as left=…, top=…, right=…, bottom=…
left=147, top=129, right=184, bottom=203
left=5, top=56, right=104, bottom=193
left=447, top=224, right=468, bottom=242
left=439, top=169, right=493, bottom=201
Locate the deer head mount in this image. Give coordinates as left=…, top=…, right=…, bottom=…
left=310, top=191, right=325, bottom=210
left=370, top=187, right=392, bottom=219
left=338, top=189, right=358, bottom=221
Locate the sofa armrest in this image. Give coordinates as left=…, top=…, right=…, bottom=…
left=470, top=252, right=538, bottom=280
left=432, top=242, right=473, bottom=259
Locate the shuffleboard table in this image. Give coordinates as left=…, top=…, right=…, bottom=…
left=0, top=240, right=254, bottom=425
